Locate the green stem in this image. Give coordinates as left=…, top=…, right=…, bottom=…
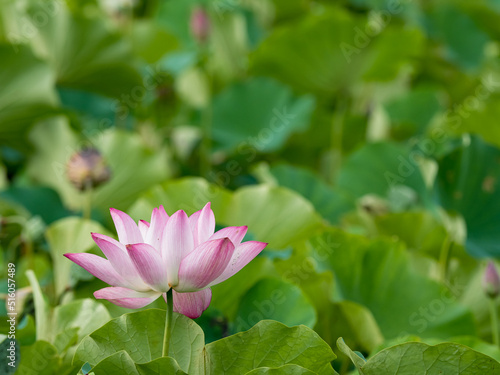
left=200, top=53, right=213, bottom=180
left=82, top=180, right=92, bottom=221
left=162, top=289, right=174, bottom=357
left=328, top=100, right=346, bottom=185
left=490, top=298, right=499, bottom=347
left=438, top=235, right=452, bottom=284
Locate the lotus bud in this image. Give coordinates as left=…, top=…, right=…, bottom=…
left=66, top=148, right=111, bottom=191
left=190, top=6, right=211, bottom=44
left=483, top=261, right=500, bottom=299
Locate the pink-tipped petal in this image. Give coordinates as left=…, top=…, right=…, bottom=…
left=146, top=205, right=169, bottom=249
left=64, top=253, right=126, bottom=287
left=167, top=288, right=212, bottom=319
left=138, top=220, right=150, bottom=240
left=176, top=238, right=234, bottom=292
left=94, top=287, right=161, bottom=309
left=92, top=233, right=148, bottom=291
left=189, top=202, right=215, bottom=247
left=161, top=210, right=194, bottom=287
left=126, top=243, right=169, bottom=292
left=210, top=241, right=267, bottom=286
left=209, top=226, right=248, bottom=247
left=110, top=208, right=143, bottom=244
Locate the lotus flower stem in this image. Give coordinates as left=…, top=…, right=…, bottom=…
left=489, top=298, right=499, bottom=347
left=438, top=235, right=452, bottom=283
left=83, top=181, right=92, bottom=221
left=162, top=288, right=174, bottom=357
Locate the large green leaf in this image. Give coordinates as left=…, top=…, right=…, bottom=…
left=427, top=4, right=490, bottom=71
left=251, top=7, right=365, bottom=95
left=206, top=320, right=336, bottom=374
left=234, top=278, right=317, bottom=332
left=211, top=78, right=315, bottom=153
left=221, top=184, right=324, bottom=249
left=28, top=0, right=143, bottom=98
left=434, top=136, right=500, bottom=257
left=340, top=339, right=500, bottom=374
left=0, top=44, right=58, bottom=150
left=337, top=142, right=431, bottom=206
left=310, top=228, right=475, bottom=339
left=262, top=164, right=354, bottom=224
left=361, top=27, right=424, bottom=82
left=74, top=309, right=205, bottom=375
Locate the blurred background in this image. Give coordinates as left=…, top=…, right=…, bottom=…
left=2, top=0, right=500, bottom=373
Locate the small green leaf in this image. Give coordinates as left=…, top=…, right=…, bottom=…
left=26, top=271, right=51, bottom=342
left=211, top=77, right=315, bottom=153
left=46, top=217, right=108, bottom=297
left=52, top=299, right=111, bottom=345
left=336, top=338, right=366, bottom=372
left=337, top=142, right=431, bottom=206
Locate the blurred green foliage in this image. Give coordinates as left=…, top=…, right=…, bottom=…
left=1, top=0, right=500, bottom=373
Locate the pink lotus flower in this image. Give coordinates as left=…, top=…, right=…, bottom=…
left=64, top=203, right=267, bottom=318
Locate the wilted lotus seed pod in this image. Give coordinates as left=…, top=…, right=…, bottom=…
left=483, top=261, right=500, bottom=299
left=66, top=148, right=111, bottom=191
left=190, top=6, right=210, bottom=44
